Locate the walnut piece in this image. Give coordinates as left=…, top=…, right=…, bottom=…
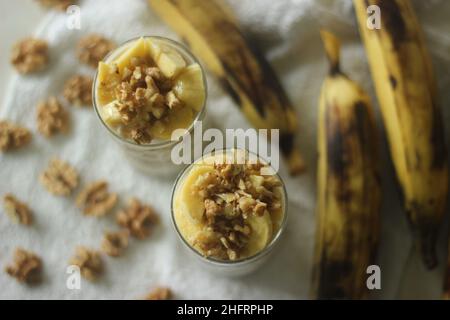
left=5, top=248, right=42, bottom=284
left=77, top=34, right=115, bottom=68
left=34, top=0, right=75, bottom=10
left=101, top=230, right=129, bottom=257
left=63, top=74, right=93, bottom=106
left=145, top=287, right=172, bottom=300
left=3, top=194, right=33, bottom=225
left=117, top=198, right=159, bottom=239
left=40, top=158, right=79, bottom=196
left=0, top=121, right=31, bottom=152
left=191, top=161, right=283, bottom=261
left=76, top=181, right=117, bottom=217
left=11, top=37, right=48, bottom=74
left=36, top=97, right=70, bottom=137
left=69, top=247, right=103, bottom=281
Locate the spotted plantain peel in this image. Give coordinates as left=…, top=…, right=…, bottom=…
left=147, top=0, right=305, bottom=175
left=354, top=0, right=448, bottom=269
left=312, top=30, right=381, bottom=299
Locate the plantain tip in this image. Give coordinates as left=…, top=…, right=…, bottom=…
left=416, top=233, right=438, bottom=270
left=319, top=29, right=341, bottom=75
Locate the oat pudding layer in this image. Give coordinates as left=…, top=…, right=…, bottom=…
left=173, top=153, right=285, bottom=261
left=95, top=37, right=205, bottom=144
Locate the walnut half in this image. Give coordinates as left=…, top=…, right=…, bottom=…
left=69, top=247, right=103, bottom=281
left=3, top=194, right=33, bottom=225
left=77, top=34, right=116, bottom=68
left=11, top=37, right=48, bottom=74
left=145, top=287, right=172, bottom=300
left=0, top=120, right=31, bottom=152
left=101, top=230, right=129, bottom=257
left=36, top=97, right=70, bottom=137
left=63, top=74, right=93, bottom=106
left=34, top=0, right=75, bottom=11
left=76, top=181, right=117, bottom=217
left=116, top=198, right=159, bottom=239
left=39, top=158, right=79, bottom=196
left=5, top=248, right=42, bottom=284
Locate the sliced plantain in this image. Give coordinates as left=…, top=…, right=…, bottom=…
left=242, top=210, right=273, bottom=257
left=179, top=164, right=216, bottom=221
left=101, top=101, right=122, bottom=127
left=147, top=38, right=162, bottom=61
left=149, top=106, right=194, bottom=140
left=173, top=63, right=206, bottom=112
left=96, top=62, right=120, bottom=105
left=114, top=37, right=148, bottom=74
left=156, top=47, right=187, bottom=78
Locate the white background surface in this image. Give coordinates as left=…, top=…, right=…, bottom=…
left=0, top=0, right=449, bottom=300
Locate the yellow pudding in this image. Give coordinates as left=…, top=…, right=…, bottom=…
left=173, top=151, right=285, bottom=261
left=94, top=37, right=206, bottom=144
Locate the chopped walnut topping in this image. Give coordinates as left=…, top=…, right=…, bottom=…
left=5, top=248, right=42, bottom=284
left=39, top=158, right=79, bottom=196
left=69, top=247, right=103, bottom=281
left=34, top=0, right=75, bottom=10
left=3, top=194, right=33, bottom=225
left=102, top=57, right=188, bottom=144
left=63, top=74, right=93, bottom=106
left=11, top=37, right=48, bottom=74
left=145, top=287, right=172, bottom=300
left=117, top=198, right=159, bottom=239
left=101, top=230, right=129, bottom=257
left=165, top=91, right=182, bottom=109
left=36, top=97, right=70, bottom=137
left=130, top=127, right=152, bottom=144
left=76, top=181, right=117, bottom=217
left=0, top=121, right=31, bottom=152
left=77, top=34, right=116, bottom=68
left=190, top=160, right=283, bottom=261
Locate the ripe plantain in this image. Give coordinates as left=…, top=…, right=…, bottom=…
left=312, top=30, right=381, bottom=299
left=147, top=0, right=305, bottom=175
left=354, top=0, right=448, bottom=269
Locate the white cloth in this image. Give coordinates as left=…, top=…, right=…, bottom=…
left=1, top=0, right=449, bottom=299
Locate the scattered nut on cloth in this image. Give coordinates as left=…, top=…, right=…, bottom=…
left=0, top=0, right=450, bottom=299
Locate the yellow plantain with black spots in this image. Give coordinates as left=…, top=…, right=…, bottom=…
left=312, top=30, right=381, bottom=299
left=147, top=0, right=305, bottom=175
left=354, top=0, right=448, bottom=269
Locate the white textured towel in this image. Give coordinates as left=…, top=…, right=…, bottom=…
left=0, top=0, right=449, bottom=299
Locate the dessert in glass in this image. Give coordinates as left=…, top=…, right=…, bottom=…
left=93, top=36, right=207, bottom=175
left=171, top=149, right=287, bottom=276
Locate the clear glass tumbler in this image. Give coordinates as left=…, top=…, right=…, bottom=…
left=170, top=149, right=288, bottom=277
left=92, top=36, right=207, bottom=176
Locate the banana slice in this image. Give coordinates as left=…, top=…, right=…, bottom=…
left=242, top=211, right=273, bottom=257
left=96, top=62, right=120, bottom=105
left=173, top=63, right=205, bottom=112
left=148, top=105, right=194, bottom=140
left=147, top=38, right=162, bottom=61
left=156, top=47, right=186, bottom=78
left=114, top=37, right=148, bottom=74
left=100, top=101, right=122, bottom=127
left=179, top=164, right=216, bottom=221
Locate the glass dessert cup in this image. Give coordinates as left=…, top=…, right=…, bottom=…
left=171, top=149, right=288, bottom=276
left=93, top=36, right=207, bottom=176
